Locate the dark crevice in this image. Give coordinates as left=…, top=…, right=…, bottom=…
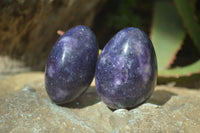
left=92, top=0, right=154, bottom=49
left=171, top=35, right=200, bottom=68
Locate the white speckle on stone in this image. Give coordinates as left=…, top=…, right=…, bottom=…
left=100, top=56, right=106, bottom=64
left=115, top=79, right=121, bottom=86
left=143, top=63, right=151, bottom=82
left=114, top=109, right=128, bottom=118
left=98, top=102, right=104, bottom=105
left=127, top=61, right=131, bottom=69
left=143, top=103, right=159, bottom=108
left=63, top=122, right=67, bottom=126
left=48, top=65, right=55, bottom=78
left=38, top=82, right=44, bottom=87
left=22, top=86, right=30, bottom=91
left=179, top=121, right=183, bottom=126
left=131, top=108, right=141, bottom=115
left=32, top=128, right=39, bottom=133
left=128, top=119, right=134, bottom=125
left=54, top=87, right=69, bottom=100
left=144, top=64, right=150, bottom=74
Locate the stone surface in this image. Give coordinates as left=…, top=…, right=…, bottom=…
left=0, top=72, right=44, bottom=96
left=0, top=0, right=105, bottom=78
left=0, top=73, right=200, bottom=133
left=95, top=27, right=157, bottom=109
left=45, top=25, right=98, bottom=104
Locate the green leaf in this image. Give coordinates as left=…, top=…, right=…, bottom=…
left=158, top=59, right=200, bottom=83
left=151, top=1, right=186, bottom=70
left=174, top=0, right=200, bottom=53
left=158, top=59, right=200, bottom=77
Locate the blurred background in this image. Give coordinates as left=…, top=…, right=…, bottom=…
left=0, top=0, right=200, bottom=88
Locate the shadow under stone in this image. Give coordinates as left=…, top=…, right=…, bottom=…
left=61, top=86, right=100, bottom=109
left=147, top=90, right=177, bottom=106
left=59, top=88, right=177, bottom=109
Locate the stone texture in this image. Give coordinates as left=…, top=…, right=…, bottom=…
left=45, top=25, right=98, bottom=104
left=0, top=0, right=105, bottom=78
left=0, top=73, right=200, bottom=133
left=95, top=27, right=157, bottom=109
left=0, top=72, right=44, bottom=96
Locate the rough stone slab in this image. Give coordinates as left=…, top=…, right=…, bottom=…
left=0, top=73, right=200, bottom=132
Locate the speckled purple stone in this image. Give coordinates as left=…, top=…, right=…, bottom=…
left=95, top=27, right=157, bottom=109
left=45, top=25, right=98, bottom=104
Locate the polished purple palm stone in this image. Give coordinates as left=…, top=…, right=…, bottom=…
left=95, top=27, right=157, bottom=109
left=45, top=25, right=98, bottom=104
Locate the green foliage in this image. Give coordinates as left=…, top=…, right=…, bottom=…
left=150, top=0, right=200, bottom=83
left=174, top=0, right=200, bottom=52
left=151, top=1, right=186, bottom=70
left=159, top=60, right=200, bottom=77
left=98, top=0, right=200, bottom=83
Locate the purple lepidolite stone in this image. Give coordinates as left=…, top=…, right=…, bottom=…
left=45, top=25, right=98, bottom=104
left=95, top=27, right=157, bottom=109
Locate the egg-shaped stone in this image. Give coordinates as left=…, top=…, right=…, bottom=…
left=45, top=25, right=98, bottom=104
left=95, top=27, right=157, bottom=109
